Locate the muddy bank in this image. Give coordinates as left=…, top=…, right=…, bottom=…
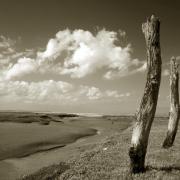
left=0, top=113, right=133, bottom=180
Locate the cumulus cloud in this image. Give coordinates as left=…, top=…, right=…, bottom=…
left=104, top=61, right=146, bottom=79
left=0, top=80, right=131, bottom=105
left=36, top=29, right=134, bottom=78
left=5, top=57, right=38, bottom=80
left=79, top=86, right=103, bottom=100
left=105, top=90, right=130, bottom=98
left=0, top=80, right=73, bottom=104
left=0, top=36, right=35, bottom=74
left=0, top=30, right=138, bottom=108
left=0, top=36, right=16, bottom=50
left=1, top=29, right=145, bottom=80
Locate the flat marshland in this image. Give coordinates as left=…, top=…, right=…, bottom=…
left=0, top=112, right=132, bottom=180
left=1, top=112, right=180, bottom=180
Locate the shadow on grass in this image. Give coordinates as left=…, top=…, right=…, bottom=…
left=146, top=165, right=180, bottom=172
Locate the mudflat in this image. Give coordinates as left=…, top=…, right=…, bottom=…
left=0, top=112, right=133, bottom=180
left=0, top=112, right=97, bottom=161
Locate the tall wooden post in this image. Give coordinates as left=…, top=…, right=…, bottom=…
left=129, top=15, right=162, bottom=173
left=162, top=57, right=179, bottom=148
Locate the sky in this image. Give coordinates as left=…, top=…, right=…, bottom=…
left=0, top=0, right=180, bottom=115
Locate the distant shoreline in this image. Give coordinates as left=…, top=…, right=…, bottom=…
left=0, top=110, right=168, bottom=118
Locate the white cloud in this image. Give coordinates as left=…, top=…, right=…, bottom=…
left=105, top=90, right=131, bottom=98
left=38, top=29, right=134, bottom=78
left=5, top=57, right=38, bottom=80
left=118, top=30, right=126, bottom=37
left=162, top=69, right=170, bottom=76
left=135, top=62, right=147, bottom=72
left=0, top=80, right=131, bottom=105
left=0, top=36, right=35, bottom=73
left=106, top=90, right=121, bottom=98
left=104, top=61, right=146, bottom=79
left=0, top=36, right=16, bottom=50
left=1, top=29, right=145, bottom=80
left=0, top=80, right=73, bottom=104
left=0, top=31, right=138, bottom=109
left=85, top=86, right=103, bottom=100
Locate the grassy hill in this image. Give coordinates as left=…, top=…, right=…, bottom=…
left=21, top=117, right=180, bottom=180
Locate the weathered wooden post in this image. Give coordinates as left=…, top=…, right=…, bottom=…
left=129, top=15, right=162, bottom=173
left=162, top=57, right=179, bottom=148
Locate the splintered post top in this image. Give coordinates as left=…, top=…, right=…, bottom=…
left=142, top=15, right=160, bottom=46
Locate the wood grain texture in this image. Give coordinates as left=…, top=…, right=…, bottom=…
left=162, top=57, right=179, bottom=148
left=129, top=15, right=162, bottom=173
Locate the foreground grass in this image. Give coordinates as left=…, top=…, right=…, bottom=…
left=21, top=117, right=180, bottom=180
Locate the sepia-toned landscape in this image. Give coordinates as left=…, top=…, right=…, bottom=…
left=0, top=112, right=132, bottom=179
left=0, top=0, right=180, bottom=180
left=1, top=113, right=180, bottom=180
